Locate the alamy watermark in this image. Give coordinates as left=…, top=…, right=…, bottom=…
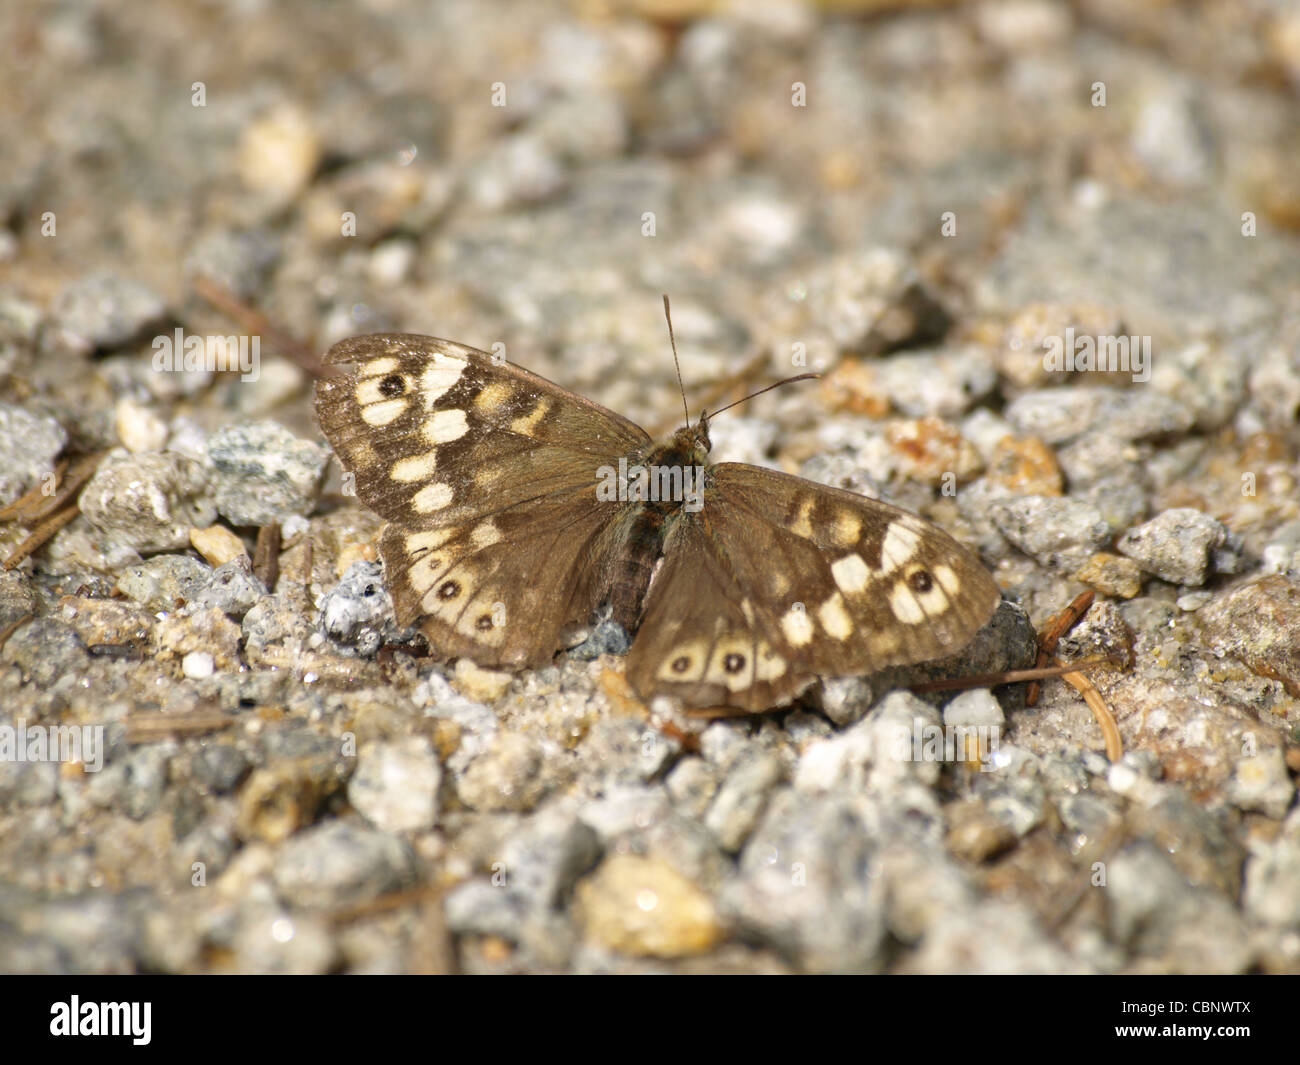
left=0, top=720, right=104, bottom=772
left=152, top=327, right=260, bottom=382
left=891, top=720, right=1001, bottom=770
left=596, top=458, right=706, bottom=513
left=1042, top=328, right=1150, bottom=383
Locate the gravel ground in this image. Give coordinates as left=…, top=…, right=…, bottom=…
left=1, top=0, right=1299, bottom=974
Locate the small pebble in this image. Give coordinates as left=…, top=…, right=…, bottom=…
left=182, top=650, right=215, bottom=679
left=1117, top=508, right=1244, bottom=587
left=190, top=524, right=248, bottom=568
left=575, top=854, right=723, bottom=959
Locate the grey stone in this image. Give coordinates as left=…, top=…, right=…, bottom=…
left=273, top=821, right=417, bottom=909
left=704, top=750, right=783, bottom=852
left=990, top=495, right=1111, bottom=570
left=1117, top=507, right=1244, bottom=586
left=80, top=450, right=216, bottom=552
left=724, top=790, right=887, bottom=973
left=229, top=905, right=337, bottom=975
left=192, top=743, right=251, bottom=794
left=1243, top=812, right=1300, bottom=927
left=192, top=555, right=267, bottom=619
left=0, top=403, right=67, bottom=505
left=579, top=718, right=677, bottom=787
left=0, top=758, right=58, bottom=808
left=52, top=273, right=167, bottom=353
left=807, top=247, right=949, bottom=355
left=115, top=554, right=213, bottom=609
left=874, top=346, right=997, bottom=418
left=812, top=675, right=875, bottom=727
left=902, top=899, right=1087, bottom=974
left=207, top=420, right=328, bottom=526
left=318, top=560, right=395, bottom=655
left=183, top=228, right=281, bottom=301
left=1005, top=387, right=1193, bottom=446
left=664, top=758, right=720, bottom=819
left=1, top=617, right=88, bottom=687
left=456, top=731, right=555, bottom=813
left=1106, top=842, right=1251, bottom=973
left=347, top=738, right=441, bottom=834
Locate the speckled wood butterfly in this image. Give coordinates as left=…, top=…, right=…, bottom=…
left=314, top=316, right=1000, bottom=712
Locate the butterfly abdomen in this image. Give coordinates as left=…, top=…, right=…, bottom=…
left=606, top=504, right=671, bottom=631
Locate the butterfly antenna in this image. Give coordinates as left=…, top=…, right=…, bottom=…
left=662, top=294, right=691, bottom=430
left=706, top=373, right=820, bottom=420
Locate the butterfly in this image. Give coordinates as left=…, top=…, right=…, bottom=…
left=314, top=307, right=1001, bottom=712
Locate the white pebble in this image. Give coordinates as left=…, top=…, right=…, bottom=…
left=182, top=651, right=215, bottom=679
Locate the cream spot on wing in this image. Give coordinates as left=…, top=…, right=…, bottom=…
left=781, top=606, right=813, bottom=647
left=420, top=354, right=467, bottom=407
left=361, top=398, right=407, bottom=426
left=656, top=639, right=710, bottom=683
left=361, top=357, right=400, bottom=377
left=830, top=512, right=861, bottom=549
left=455, top=599, right=507, bottom=647
left=469, top=521, right=500, bottom=549
left=409, top=551, right=452, bottom=594
left=421, top=567, right=475, bottom=614
left=474, top=381, right=513, bottom=412
left=769, top=569, right=791, bottom=598
left=789, top=498, right=816, bottom=539
left=830, top=553, right=872, bottom=595
left=406, top=528, right=455, bottom=553
left=817, top=593, right=853, bottom=640
left=474, top=466, right=504, bottom=490
left=423, top=408, right=469, bottom=444
left=889, top=582, right=927, bottom=624
left=740, top=599, right=756, bottom=625
left=870, top=630, right=902, bottom=656
left=390, top=451, right=439, bottom=483
left=755, top=642, right=787, bottom=681
left=880, top=522, right=921, bottom=574
left=509, top=397, right=552, bottom=436
left=934, top=564, right=961, bottom=596
left=908, top=572, right=952, bottom=617
left=412, top=482, right=454, bottom=513
left=704, top=637, right=757, bottom=692
left=357, top=376, right=407, bottom=405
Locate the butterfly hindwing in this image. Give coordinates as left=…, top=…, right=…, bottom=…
left=379, top=485, right=620, bottom=668
left=626, top=463, right=1001, bottom=710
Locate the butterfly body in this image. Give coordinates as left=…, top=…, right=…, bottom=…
left=315, top=333, right=1000, bottom=712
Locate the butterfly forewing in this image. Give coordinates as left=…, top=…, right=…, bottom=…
left=315, top=334, right=649, bottom=529
left=316, top=333, right=651, bottom=658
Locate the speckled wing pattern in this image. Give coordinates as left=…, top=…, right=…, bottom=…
left=315, top=334, right=650, bottom=669
left=625, top=464, right=1002, bottom=711
left=315, top=333, right=1001, bottom=712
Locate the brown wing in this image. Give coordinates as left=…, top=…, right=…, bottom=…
left=314, top=334, right=651, bottom=529
left=626, top=463, right=1000, bottom=711
left=315, top=334, right=653, bottom=666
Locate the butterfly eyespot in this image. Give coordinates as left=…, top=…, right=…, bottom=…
left=723, top=653, right=746, bottom=674
left=475, top=614, right=494, bottom=631
left=671, top=655, right=691, bottom=673
left=378, top=374, right=406, bottom=397
left=908, top=570, right=933, bottom=593
left=437, top=580, right=460, bottom=600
